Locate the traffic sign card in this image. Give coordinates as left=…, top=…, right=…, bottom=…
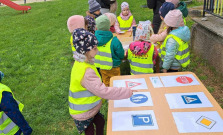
left=160, top=74, right=200, bottom=87
left=113, top=78, right=148, bottom=90
left=114, top=92, right=153, bottom=108
left=112, top=110, right=158, bottom=131
left=172, top=111, right=223, bottom=133
left=165, top=92, right=213, bottom=109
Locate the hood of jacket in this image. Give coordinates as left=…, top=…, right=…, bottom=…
left=170, top=26, right=190, bottom=42
left=95, top=30, right=113, bottom=46
left=119, top=11, right=133, bottom=20
left=177, top=2, right=188, bottom=17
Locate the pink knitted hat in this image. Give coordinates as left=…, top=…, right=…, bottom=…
left=165, top=0, right=180, bottom=8
left=164, top=9, right=184, bottom=27
left=129, top=41, right=151, bottom=55
left=67, top=15, right=85, bottom=33
left=121, top=2, right=129, bottom=11
left=104, top=13, right=116, bottom=26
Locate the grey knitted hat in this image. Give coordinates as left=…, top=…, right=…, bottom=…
left=88, top=0, right=101, bottom=14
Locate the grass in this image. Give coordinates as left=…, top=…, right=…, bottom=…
left=0, top=0, right=222, bottom=134
left=0, top=0, right=153, bottom=134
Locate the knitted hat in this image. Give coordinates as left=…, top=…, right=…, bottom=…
left=73, top=28, right=98, bottom=55
left=177, top=1, right=188, bottom=17
left=121, top=2, right=129, bottom=11
left=85, top=16, right=96, bottom=34
left=104, top=13, right=116, bottom=26
left=88, top=0, right=101, bottom=14
left=0, top=71, right=4, bottom=82
left=95, top=15, right=110, bottom=31
left=164, top=9, right=184, bottom=27
left=159, top=2, right=175, bottom=18
left=129, top=41, right=151, bottom=55
left=67, top=15, right=85, bottom=33
left=166, top=0, right=179, bottom=8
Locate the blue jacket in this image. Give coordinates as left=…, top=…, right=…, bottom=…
left=162, top=26, right=190, bottom=70
left=95, top=30, right=124, bottom=67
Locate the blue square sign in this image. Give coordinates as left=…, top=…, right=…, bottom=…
left=132, top=114, right=154, bottom=127
left=181, top=95, right=202, bottom=104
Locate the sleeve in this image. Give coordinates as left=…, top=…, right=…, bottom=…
left=150, top=30, right=168, bottom=43
left=114, top=20, right=121, bottom=34
left=0, top=92, right=32, bottom=135
left=112, top=37, right=125, bottom=60
left=81, top=68, right=132, bottom=100
left=162, top=38, right=178, bottom=70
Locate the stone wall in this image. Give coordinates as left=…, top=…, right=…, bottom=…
left=191, top=22, right=223, bottom=74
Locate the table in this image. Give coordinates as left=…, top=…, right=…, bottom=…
left=107, top=72, right=223, bottom=135
left=113, top=31, right=133, bottom=51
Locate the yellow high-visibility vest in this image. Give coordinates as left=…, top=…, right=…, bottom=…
left=0, top=83, right=24, bottom=135
left=117, top=15, right=133, bottom=31
left=159, top=34, right=190, bottom=68
left=128, top=45, right=154, bottom=74
left=94, top=38, right=113, bottom=70
left=69, top=61, right=102, bottom=115
left=70, top=35, right=76, bottom=52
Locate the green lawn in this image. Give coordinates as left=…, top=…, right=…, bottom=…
left=0, top=0, right=153, bottom=134
left=1, top=0, right=222, bottom=134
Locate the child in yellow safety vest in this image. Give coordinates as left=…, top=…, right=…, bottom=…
left=126, top=23, right=158, bottom=75
left=150, top=2, right=175, bottom=45
left=159, top=9, right=190, bottom=73
left=0, top=71, right=32, bottom=135
left=114, top=2, right=136, bottom=34
left=67, top=15, right=90, bottom=60
left=95, top=15, right=125, bottom=87
left=70, top=28, right=135, bottom=135
left=150, top=1, right=188, bottom=44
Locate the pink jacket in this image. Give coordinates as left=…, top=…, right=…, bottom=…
left=115, top=11, right=136, bottom=34
left=150, top=21, right=168, bottom=43
left=71, top=68, right=132, bottom=121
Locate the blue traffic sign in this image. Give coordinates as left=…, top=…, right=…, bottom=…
left=130, top=94, right=148, bottom=104
left=181, top=95, right=202, bottom=104
left=132, top=114, right=154, bottom=126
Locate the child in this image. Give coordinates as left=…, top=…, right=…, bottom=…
left=95, top=15, right=124, bottom=87
left=104, top=13, right=116, bottom=33
left=85, top=15, right=96, bottom=34
left=69, top=28, right=134, bottom=135
left=67, top=15, right=88, bottom=59
left=150, top=2, right=175, bottom=44
left=159, top=9, right=190, bottom=73
left=0, top=71, right=32, bottom=135
left=127, top=24, right=158, bottom=75
left=166, top=0, right=188, bottom=24
left=115, top=2, right=136, bottom=34
left=86, top=0, right=102, bottom=19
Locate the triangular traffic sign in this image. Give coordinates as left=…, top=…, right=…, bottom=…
left=125, top=81, right=142, bottom=88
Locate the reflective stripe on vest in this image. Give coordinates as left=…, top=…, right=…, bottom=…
left=0, top=83, right=24, bottom=135
left=128, top=45, right=154, bottom=75
left=159, top=34, right=190, bottom=68
left=69, top=61, right=102, bottom=115
left=94, top=38, right=113, bottom=70
left=117, top=16, right=133, bottom=31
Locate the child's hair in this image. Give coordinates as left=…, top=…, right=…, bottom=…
left=166, top=27, right=174, bottom=34
left=84, top=18, right=89, bottom=28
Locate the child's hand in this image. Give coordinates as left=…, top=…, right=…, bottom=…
left=131, top=90, right=138, bottom=94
